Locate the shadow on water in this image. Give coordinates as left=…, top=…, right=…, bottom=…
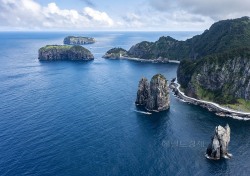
left=205, top=158, right=230, bottom=175
left=134, top=105, right=172, bottom=136
left=38, top=59, right=94, bottom=64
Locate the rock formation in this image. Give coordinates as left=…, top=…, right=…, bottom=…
left=135, top=74, right=170, bottom=111
left=63, top=36, right=95, bottom=45
left=38, top=45, right=94, bottom=61
left=135, top=78, right=150, bottom=106
left=206, top=124, right=232, bottom=160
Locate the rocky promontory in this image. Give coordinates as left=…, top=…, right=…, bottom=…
left=206, top=124, right=232, bottom=160
left=63, top=36, right=95, bottom=45
left=135, top=74, right=170, bottom=111
left=177, top=47, right=250, bottom=112
left=103, top=48, right=128, bottom=59
left=38, top=45, right=94, bottom=61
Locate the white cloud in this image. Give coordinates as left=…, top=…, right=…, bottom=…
left=0, top=0, right=249, bottom=31
left=149, top=0, right=250, bottom=20
left=0, top=0, right=115, bottom=30
left=122, top=13, right=144, bottom=28
left=119, top=4, right=214, bottom=31
left=83, top=7, right=114, bottom=26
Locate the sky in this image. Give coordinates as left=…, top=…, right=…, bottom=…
left=0, top=0, right=250, bottom=31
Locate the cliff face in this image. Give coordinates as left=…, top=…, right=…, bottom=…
left=206, top=124, right=231, bottom=160
left=135, top=74, right=170, bottom=111
left=177, top=48, right=250, bottom=104
left=38, top=45, right=94, bottom=61
left=126, top=16, right=250, bottom=61
left=63, top=36, right=95, bottom=45
left=135, top=78, right=150, bottom=106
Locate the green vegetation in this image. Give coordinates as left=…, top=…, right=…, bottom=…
left=39, top=45, right=71, bottom=51
left=106, top=47, right=127, bottom=54
left=128, top=16, right=250, bottom=60
left=104, top=47, right=128, bottom=58
left=39, top=45, right=90, bottom=53
left=223, top=99, right=250, bottom=112
left=152, top=74, right=167, bottom=81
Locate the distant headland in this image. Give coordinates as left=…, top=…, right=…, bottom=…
left=104, top=16, right=250, bottom=62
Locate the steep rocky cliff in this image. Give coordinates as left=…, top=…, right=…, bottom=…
left=177, top=48, right=250, bottom=109
left=63, top=36, right=95, bottom=45
left=38, top=45, right=94, bottom=61
left=206, top=124, right=231, bottom=160
left=135, top=74, right=170, bottom=111
left=126, top=16, right=250, bottom=61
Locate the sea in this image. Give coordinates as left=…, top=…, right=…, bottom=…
left=0, top=31, right=250, bottom=176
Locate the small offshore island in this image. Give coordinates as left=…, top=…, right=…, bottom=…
left=63, top=36, right=95, bottom=45
left=38, top=45, right=94, bottom=61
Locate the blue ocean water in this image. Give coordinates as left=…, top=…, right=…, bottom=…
left=0, top=31, right=250, bottom=176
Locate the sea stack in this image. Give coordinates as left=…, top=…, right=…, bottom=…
left=135, top=74, right=170, bottom=112
left=206, top=124, right=232, bottom=160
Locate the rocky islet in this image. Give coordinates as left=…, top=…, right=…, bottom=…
left=135, top=74, right=170, bottom=112
left=63, top=36, right=95, bottom=45
left=38, top=45, right=94, bottom=61
left=206, top=124, right=232, bottom=160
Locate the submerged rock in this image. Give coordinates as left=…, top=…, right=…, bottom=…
left=206, top=124, right=232, bottom=160
left=135, top=74, right=170, bottom=112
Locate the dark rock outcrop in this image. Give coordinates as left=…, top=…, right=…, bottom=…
left=63, top=36, right=95, bottom=45
left=38, top=45, right=94, bottom=61
left=135, top=74, right=170, bottom=111
left=135, top=78, right=150, bottom=106
left=206, top=124, right=232, bottom=160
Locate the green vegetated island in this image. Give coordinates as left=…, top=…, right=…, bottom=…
left=105, top=16, right=250, bottom=114
left=38, top=45, right=94, bottom=61
left=63, top=36, right=95, bottom=45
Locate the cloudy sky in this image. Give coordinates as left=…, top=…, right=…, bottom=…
left=0, top=0, right=250, bottom=31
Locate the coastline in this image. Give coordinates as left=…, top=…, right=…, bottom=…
left=103, top=56, right=180, bottom=63
left=170, top=82, right=250, bottom=120
left=105, top=54, right=250, bottom=120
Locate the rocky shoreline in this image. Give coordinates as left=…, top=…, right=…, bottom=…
left=103, top=47, right=180, bottom=63
left=170, top=82, right=250, bottom=120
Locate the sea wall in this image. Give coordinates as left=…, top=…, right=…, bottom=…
left=170, top=82, right=250, bottom=120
